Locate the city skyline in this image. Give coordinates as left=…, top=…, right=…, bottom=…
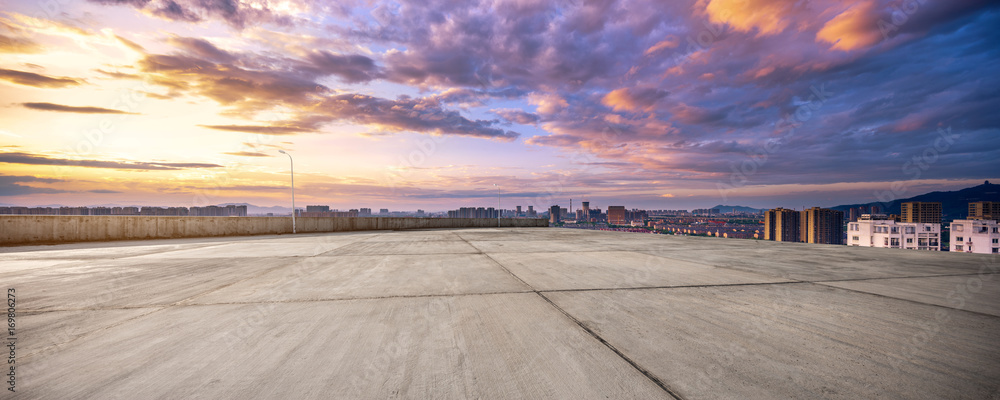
left=1, top=1, right=998, bottom=210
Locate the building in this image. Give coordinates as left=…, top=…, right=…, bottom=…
left=527, top=206, right=536, bottom=218
left=900, top=202, right=942, bottom=224
left=968, top=201, right=1000, bottom=222
left=581, top=202, right=590, bottom=222
left=607, top=206, right=626, bottom=225
left=189, top=205, right=246, bottom=216
left=306, top=205, right=330, bottom=213
left=847, top=215, right=940, bottom=251
left=950, top=219, right=1000, bottom=253
left=764, top=208, right=801, bottom=242
left=801, top=207, right=844, bottom=245
left=359, top=208, right=372, bottom=217
left=549, top=205, right=561, bottom=224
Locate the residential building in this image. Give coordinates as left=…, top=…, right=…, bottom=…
left=549, top=205, right=561, bottom=224
left=764, top=208, right=801, bottom=242
left=306, top=205, right=330, bottom=212
left=968, top=201, right=1000, bottom=222
left=607, top=206, right=626, bottom=225
left=801, top=207, right=845, bottom=245
left=847, top=214, right=940, bottom=251
left=950, top=219, right=1000, bottom=254
left=900, top=202, right=942, bottom=224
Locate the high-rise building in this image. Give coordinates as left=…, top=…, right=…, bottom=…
left=607, top=206, right=626, bottom=225
left=359, top=208, right=372, bottom=217
left=764, top=208, right=801, bottom=242
left=516, top=205, right=522, bottom=216
left=379, top=208, right=389, bottom=215
left=527, top=205, right=536, bottom=218
left=581, top=202, right=590, bottom=221
left=848, top=215, right=940, bottom=251
left=549, top=205, right=561, bottom=224
left=950, top=219, right=1000, bottom=253
left=801, top=207, right=844, bottom=245
left=968, top=201, right=1000, bottom=222
left=306, top=205, right=330, bottom=212
left=901, top=202, right=941, bottom=224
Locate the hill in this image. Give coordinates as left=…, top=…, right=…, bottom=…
left=830, top=181, right=1000, bottom=220
left=708, top=205, right=764, bottom=214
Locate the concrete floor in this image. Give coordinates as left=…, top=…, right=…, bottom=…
left=3, top=228, right=999, bottom=399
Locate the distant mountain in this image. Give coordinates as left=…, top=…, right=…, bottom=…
left=830, top=181, right=1000, bottom=220
left=709, top=205, right=764, bottom=214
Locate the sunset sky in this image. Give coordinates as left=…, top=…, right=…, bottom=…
left=1, top=0, right=997, bottom=212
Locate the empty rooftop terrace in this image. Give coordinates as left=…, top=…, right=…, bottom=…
left=3, top=228, right=999, bottom=399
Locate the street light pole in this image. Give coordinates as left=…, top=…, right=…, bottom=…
left=494, top=184, right=500, bottom=228
left=278, top=150, right=295, bottom=234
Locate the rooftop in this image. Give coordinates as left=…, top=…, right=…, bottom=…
left=5, top=228, right=999, bottom=399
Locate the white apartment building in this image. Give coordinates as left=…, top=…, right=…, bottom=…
left=950, top=219, right=1000, bottom=254
left=847, top=215, right=940, bottom=251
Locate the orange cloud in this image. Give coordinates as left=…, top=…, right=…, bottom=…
left=816, top=1, right=883, bottom=51
left=601, top=87, right=669, bottom=112
left=700, top=0, right=799, bottom=36
left=645, top=36, right=680, bottom=55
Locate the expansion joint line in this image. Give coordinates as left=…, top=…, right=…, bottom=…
left=459, top=234, right=685, bottom=400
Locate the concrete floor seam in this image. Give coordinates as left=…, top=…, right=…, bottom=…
left=462, top=236, right=685, bottom=399
left=535, top=292, right=685, bottom=400
left=811, top=271, right=1000, bottom=284
left=808, top=281, right=1000, bottom=319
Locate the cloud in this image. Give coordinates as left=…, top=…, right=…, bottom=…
left=0, top=174, right=67, bottom=196
left=0, top=69, right=81, bottom=88
left=222, top=151, right=271, bottom=157
left=22, top=102, right=137, bottom=114
left=166, top=36, right=236, bottom=63
left=493, top=109, right=540, bottom=125
left=0, top=152, right=222, bottom=170
left=601, top=87, right=669, bottom=112
left=816, top=1, right=884, bottom=51
left=95, top=69, right=141, bottom=79
left=200, top=125, right=313, bottom=135
left=114, top=34, right=145, bottom=52
left=305, top=51, right=381, bottom=83
left=314, top=94, right=520, bottom=140
left=0, top=33, right=42, bottom=53
left=88, top=189, right=121, bottom=193
left=699, top=0, right=806, bottom=36
left=88, top=0, right=297, bottom=28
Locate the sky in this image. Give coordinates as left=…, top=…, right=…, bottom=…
left=0, top=0, right=998, bottom=212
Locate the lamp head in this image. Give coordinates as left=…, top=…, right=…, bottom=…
left=278, top=150, right=287, bottom=154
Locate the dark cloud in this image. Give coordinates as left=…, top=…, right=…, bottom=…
left=88, top=189, right=122, bottom=193
left=304, top=51, right=381, bottom=83
left=0, top=175, right=67, bottom=196
left=88, top=0, right=294, bottom=28
left=0, top=69, right=81, bottom=88
left=314, top=94, right=519, bottom=140
left=167, top=37, right=236, bottom=63
left=22, top=102, right=137, bottom=114
left=493, top=109, right=540, bottom=125
left=0, top=152, right=222, bottom=170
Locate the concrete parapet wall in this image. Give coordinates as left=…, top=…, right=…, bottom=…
left=0, top=216, right=548, bottom=245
